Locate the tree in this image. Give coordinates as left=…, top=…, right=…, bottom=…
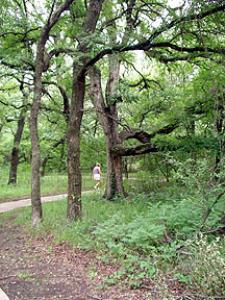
left=30, top=0, right=75, bottom=226
left=67, top=0, right=104, bottom=220
left=88, top=0, right=225, bottom=198
left=8, top=76, right=30, bottom=184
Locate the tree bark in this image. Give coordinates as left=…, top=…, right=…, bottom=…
left=214, top=93, right=225, bottom=175
left=67, top=70, right=85, bottom=219
left=30, top=40, right=45, bottom=225
left=30, top=0, right=75, bottom=226
left=123, top=157, right=129, bottom=179
left=67, top=0, right=104, bottom=220
left=105, top=54, right=126, bottom=199
left=8, top=106, right=27, bottom=184
left=89, top=62, right=127, bottom=200
left=8, top=80, right=29, bottom=185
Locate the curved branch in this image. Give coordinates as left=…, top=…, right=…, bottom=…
left=112, top=143, right=158, bottom=156
left=119, top=122, right=179, bottom=143
left=81, top=2, right=225, bottom=75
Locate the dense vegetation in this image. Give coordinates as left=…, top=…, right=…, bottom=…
left=1, top=0, right=225, bottom=298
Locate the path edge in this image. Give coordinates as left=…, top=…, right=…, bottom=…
left=0, top=288, right=10, bottom=300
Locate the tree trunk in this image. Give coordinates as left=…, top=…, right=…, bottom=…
left=30, top=0, right=75, bottom=226
left=59, top=142, right=65, bottom=172
left=89, top=63, right=127, bottom=200
left=123, top=157, right=129, bottom=179
left=88, top=1, right=138, bottom=199
left=105, top=55, right=126, bottom=199
left=30, top=45, right=45, bottom=225
left=214, top=96, right=224, bottom=175
left=67, top=0, right=104, bottom=220
left=67, top=71, right=84, bottom=220
left=105, top=143, right=126, bottom=199
left=8, top=80, right=29, bottom=185
left=8, top=107, right=27, bottom=184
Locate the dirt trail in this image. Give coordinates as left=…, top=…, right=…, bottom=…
left=0, top=219, right=148, bottom=300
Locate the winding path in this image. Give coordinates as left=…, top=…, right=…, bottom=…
left=0, top=193, right=74, bottom=213
left=0, top=190, right=97, bottom=214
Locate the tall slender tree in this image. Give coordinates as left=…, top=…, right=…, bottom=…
left=30, top=0, right=75, bottom=226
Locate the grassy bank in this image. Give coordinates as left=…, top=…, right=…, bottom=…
left=0, top=166, right=96, bottom=202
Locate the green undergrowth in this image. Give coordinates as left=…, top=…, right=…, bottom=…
left=11, top=189, right=225, bottom=297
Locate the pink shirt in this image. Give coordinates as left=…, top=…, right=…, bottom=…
left=93, top=166, right=100, bottom=175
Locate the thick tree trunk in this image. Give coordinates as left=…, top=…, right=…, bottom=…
left=105, top=144, right=126, bottom=199
left=67, top=0, right=103, bottom=220
left=67, top=0, right=104, bottom=220
left=89, top=63, right=127, bottom=200
left=104, top=55, right=126, bottom=199
left=8, top=108, right=27, bottom=184
left=67, top=72, right=84, bottom=220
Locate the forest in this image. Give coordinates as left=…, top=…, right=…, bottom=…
left=0, top=0, right=225, bottom=299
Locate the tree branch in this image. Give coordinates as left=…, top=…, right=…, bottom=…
left=119, top=122, right=179, bottom=143
left=81, top=2, right=225, bottom=75
left=112, top=142, right=159, bottom=156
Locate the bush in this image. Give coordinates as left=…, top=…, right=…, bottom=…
left=188, top=236, right=225, bottom=297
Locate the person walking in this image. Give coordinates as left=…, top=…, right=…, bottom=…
left=92, top=163, right=101, bottom=190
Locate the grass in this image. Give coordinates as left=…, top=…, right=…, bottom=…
left=0, top=165, right=137, bottom=203
left=11, top=188, right=225, bottom=252
left=0, top=165, right=96, bottom=202
left=13, top=193, right=145, bottom=249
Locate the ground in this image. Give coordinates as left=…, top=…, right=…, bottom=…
left=0, top=216, right=150, bottom=300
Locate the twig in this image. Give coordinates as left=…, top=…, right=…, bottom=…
left=175, top=296, right=193, bottom=300
left=88, top=295, right=103, bottom=300
left=177, top=294, right=225, bottom=300
left=200, top=189, right=225, bottom=230
left=0, top=272, right=47, bottom=281
left=202, top=225, right=225, bottom=235
left=0, top=274, right=18, bottom=280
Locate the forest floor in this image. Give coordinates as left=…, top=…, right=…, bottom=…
left=0, top=215, right=151, bottom=300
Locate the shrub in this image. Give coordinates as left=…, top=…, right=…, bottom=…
left=180, top=235, right=225, bottom=297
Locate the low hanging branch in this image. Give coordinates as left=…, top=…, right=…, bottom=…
left=119, top=122, right=179, bottom=143
left=119, top=129, right=151, bottom=143
left=112, top=142, right=159, bottom=156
